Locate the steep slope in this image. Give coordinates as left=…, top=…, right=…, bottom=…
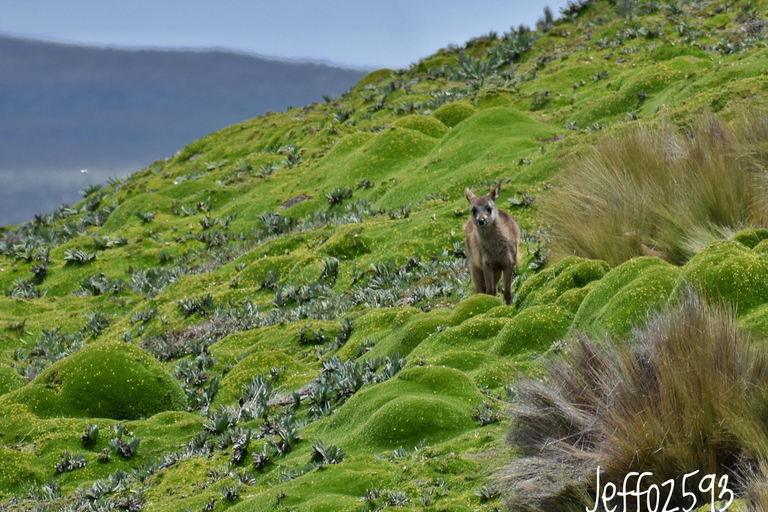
left=1, top=1, right=768, bottom=510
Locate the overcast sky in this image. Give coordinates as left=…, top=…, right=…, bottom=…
left=1, top=0, right=573, bottom=69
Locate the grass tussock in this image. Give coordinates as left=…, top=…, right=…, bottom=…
left=544, top=111, right=768, bottom=266
left=501, top=290, right=768, bottom=512
left=738, top=462, right=768, bottom=512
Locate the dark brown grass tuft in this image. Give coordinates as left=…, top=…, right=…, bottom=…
left=544, top=111, right=768, bottom=266
left=500, top=291, right=768, bottom=511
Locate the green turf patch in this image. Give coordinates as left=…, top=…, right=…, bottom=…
left=0, top=363, right=24, bottom=396
left=516, top=256, right=609, bottom=309
left=316, top=366, right=483, bottom=451
left=433, top=102, right=478, bottom=128
left=572, top=257, right=679, bottom=338
left=493, top=304, right=573, bottom=356
left=6, top=342, right=187, bottom=420
left=391, top=115, right=449, bottom=138
left=674, top=240, right=768, bottom=314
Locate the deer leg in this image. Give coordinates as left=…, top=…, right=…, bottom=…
left=503, top=266, right=514, bottom=305
left=484, top=266, right=497, bottom=296
left=494, top=269, right=503, bottom=299
left=470, top=265, right=486, bottom=294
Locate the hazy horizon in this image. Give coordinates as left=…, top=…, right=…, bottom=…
left=0, top=35, right=367, bottom=225
left=0, top=0, right=572, bottom=69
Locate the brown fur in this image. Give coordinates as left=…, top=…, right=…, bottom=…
left=464, top=183, right=521, bottom=305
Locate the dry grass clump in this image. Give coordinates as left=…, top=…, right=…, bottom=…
left=738, top=462, right=768, bottom=512
left=500, top=291, right=768, bottom=512
left=544, top=111, right=768, bottom=266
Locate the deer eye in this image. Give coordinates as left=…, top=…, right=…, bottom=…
left=471, top=207, right=477, bottom=215
left=486, top=207, right=492, bottom=213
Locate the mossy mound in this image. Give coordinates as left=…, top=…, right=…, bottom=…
left=100, top=194, right=175, bottom=233
left=318, top=225, right=372, bottom=260
left=0, top=363, right=24, bottom=396
left=754, top=239, right=768, bottom=254
left=212, top=350, right=298, bottom=407
left=367, top=295, right=502, bottom=359
left=572, top=257, right=679, bottom=338
left=449, top=294, right=504, bottom=323
left=732, top=228, right=768, bottom=249
left=493, top=305, right=573, bottom=356
left=409, top=317, right=510, bottom=360
left=482, top=305, right=518, bottom=319
left=673, top=240, right=768, bottom=313
left=228, top=460, right=392, bottom=512
left=474, top=360, right=519, bottom=388
left=516, top=256, right=609, bottom=309
left=365, top=314, right=447, bottom=359
left=8, top=342, right=187, bottom=419
left=317, top=366, right=483, bottom=450
left=429, top=350, right=494, bottom=372
left=554, top=280, right=600, bottom=314
left=432, top=101, right=477, bottom=128
left=739, top=303, right=768, bottom=339
left=391, top=115, right=448, bottom=138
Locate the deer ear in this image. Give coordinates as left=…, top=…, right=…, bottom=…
left=489, top=183, right=501, bottom=200
left=465, top=188, right=475, bottom=202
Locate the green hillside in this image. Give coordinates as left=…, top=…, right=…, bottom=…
left=2, top=0, right=768, bottom=510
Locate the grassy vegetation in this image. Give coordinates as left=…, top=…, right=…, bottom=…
left=1, top=0, right=768, bottom=509
left=503, top=291, right=768, bottom=511
left=544, top=111, right=768, bottom=266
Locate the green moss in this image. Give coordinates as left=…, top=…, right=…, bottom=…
left=392, top=307, right=420, bottom=329
left=101, top=194, right=175, bottom=233
left=390, top=115, right=448, bottom=138
left=7, top=342, right=187, bottom=419
left=754, top=239, right=768, bottom=254
left=493, top=305, right=573, bottom=356
left=674, top=240, right=768, bottom=314
left=554, top=280, right=599, bottom=314
left=739, top=303, right=768, bottom=339
left=212, top=350, right=298, bottom=407
left=428, top=351, right=494, bottom=372
left=317, top=366, right=483, bottom=450
left=318, top=225, right=372, bottom=260
left=449, top=294, right=503, bottom=324
left=1, top=1, right=767, bottom=506
left=0, top=363, right=24, bottom=396
left=355, top=68, right=394, bottom=89
left=366, top=295, right=503, bottom=360
left=731, top=228, right=768, bottom=249
left=651, top=43, right=709, bottom=62
left=410, top=317, right=510, bottom=361
left=573, top=257, right=679, bottom=338
left=473, top=360, right=518, bottom=389
left=516, top=257, right=609, bottom=309
left=482, top=305, right=518, bottom=319
left=432, top=101, right=478, bottom=128
left=365, top=314, right=447, bottom=359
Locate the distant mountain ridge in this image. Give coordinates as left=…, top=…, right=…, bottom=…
left=0, top=34, right=368, bottom=225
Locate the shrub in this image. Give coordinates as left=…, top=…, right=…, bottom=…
left=500, top=291, right=768, bottom=511
left=543, top=112, right=768, bottom=266
left=311, top=441, right=346, bottom=465
left=81, top=424, right=99, bottom=447
left=54, top=451, right=87, bottom=473
left=64, top=248, right=97, bottom=264
left=325, top=187, right=353, bottom=206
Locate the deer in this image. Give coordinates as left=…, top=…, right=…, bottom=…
left=464, top=183, right=521, bottom=305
